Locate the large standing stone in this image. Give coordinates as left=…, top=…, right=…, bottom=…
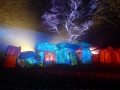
left=18, top=51, right=38, bottom=67
left=35, top=42, right=58, bottom=52
left=81, top=48, right=92, bottom=64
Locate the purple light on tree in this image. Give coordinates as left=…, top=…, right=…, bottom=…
left=42, top=0, right=98, bottom=43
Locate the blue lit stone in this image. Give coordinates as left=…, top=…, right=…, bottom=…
left=56, top=42, right=80, bottom=52
left=25, top=58, right=38, bottom=67
left=17, top=59, right=25, bottom=67
left=19, top=51, right=38, bottom=67
left=81, top=48, right=92, bottom=64
left=19, top=51, right=37, bottom=59
left=35, top=42, right=58, bottom=52
left=32, top=58, right=38, bottom=65
left=62, top=49, right=71, bottom=65
left=70, top=52, right=78, bottom=65
left=55, top=50, right=63, bottom=64
left=38, top=51, right=44, bottom=67
left=44, top=61, right=53, bottom=67
left=55, top=49, right=70, bottom=65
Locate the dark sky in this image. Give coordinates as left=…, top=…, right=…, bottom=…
left=0, top=0, right=120, bottom=48
left=30, top=0, right=120, bottom=48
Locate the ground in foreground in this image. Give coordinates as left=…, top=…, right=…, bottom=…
left=0, top=64, right=120, bottom=89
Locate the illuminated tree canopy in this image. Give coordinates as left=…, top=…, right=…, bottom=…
left=42, top=0, right=120, bottom=43
left=42, top=0, right=97, bottom=43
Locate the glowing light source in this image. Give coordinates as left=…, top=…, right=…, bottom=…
left=89, top=47, right=100, bottom=54
left=0, top=26, right=63, bottom=53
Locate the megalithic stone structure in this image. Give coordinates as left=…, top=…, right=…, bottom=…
left=4, top=45, right=21, bottom=68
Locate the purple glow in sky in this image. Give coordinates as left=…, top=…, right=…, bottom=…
left=42, top=0, right=97, bottom=43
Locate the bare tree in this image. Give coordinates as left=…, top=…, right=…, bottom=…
left=42, top=0, right=97, bottom=43
left=91, top=0, right=120, bottom=31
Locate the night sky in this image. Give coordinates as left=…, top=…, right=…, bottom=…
left=0, top=0, right=120, bottom=58
left=0, top=0, right=63, bottom=58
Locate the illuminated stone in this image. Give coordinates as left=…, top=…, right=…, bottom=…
left=6, top=45, right=21, bottom=56
left=70, top=52, right=78, bottom=65
left=99, top=49, right=105, bottom=63
left=17, top=59, right=25, bottom=67
left=55, top=49, right=70, bottom=65
left=19, top=51, right=38, bottom=67
left=38, top=51, right=44, bottom=67
left=35, top=42, right=58, bottom=52
left=44, top=52, right=56, bottom=66
left=81, top=48, right=92, bottom=64
left=5, top=56, right=17, bottom=68
left=92, top=54, right=99, bottom=63
left=57, top=42, right=80, bottom=52
left=104, top=51, right=112, bottom=63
